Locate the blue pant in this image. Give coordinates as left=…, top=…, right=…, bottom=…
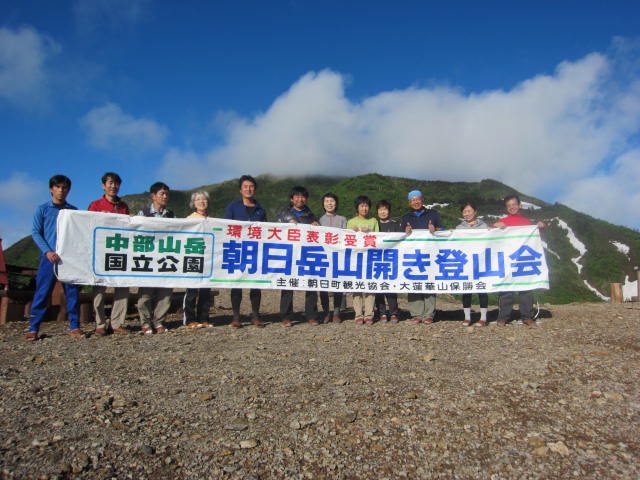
left=29, top=255, right=80, bottom=333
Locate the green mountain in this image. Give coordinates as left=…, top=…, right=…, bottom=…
left=5, top=173, right=639, bottom=304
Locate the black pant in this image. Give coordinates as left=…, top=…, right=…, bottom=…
left=319, top=291, right=343, bottom=314
left=280, top=290, right=317, bottom=321
left=462, top=293, right=488, bottom=308
left=375, top=293, right=398, bottom=315
left=183, top=288, right=212, bottom=323
left=230, top=288, right=261, bottom=317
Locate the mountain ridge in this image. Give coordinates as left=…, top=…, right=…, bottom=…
left=5, top=173, right=639, bottom=304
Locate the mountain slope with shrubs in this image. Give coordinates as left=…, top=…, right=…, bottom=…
left=6, top=173, right=638, bottom=304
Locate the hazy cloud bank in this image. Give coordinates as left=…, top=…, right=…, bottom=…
left=159, top=45, right=640, bottom=229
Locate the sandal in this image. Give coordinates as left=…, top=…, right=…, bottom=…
left=410, top=317, right=423, bottom=325
left=251, top=317, right=264, bottom=328
left=462, top=319, right=471, bottom=327
left=379, top=314, right=388, bottom=324
left=390, top=314, right=399, bottom=324
left=423, top=317, right=434, bottom=325
left=475, top=319, right=487, bottom=327
left=355, top=317, right=364, bottom=325
left=364, top=317, right=374, bottom=325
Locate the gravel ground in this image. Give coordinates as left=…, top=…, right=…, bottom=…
left=1, top=291, right=639, bottom=479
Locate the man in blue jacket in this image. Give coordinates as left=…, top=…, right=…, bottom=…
left=401, top=189, right=444, bottom=325
left=223, top=175, right=267, bottom=328
left=26, top=175, right=84, bottom=341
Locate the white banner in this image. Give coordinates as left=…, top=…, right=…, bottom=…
left=56, top=210, right=549, bottom=294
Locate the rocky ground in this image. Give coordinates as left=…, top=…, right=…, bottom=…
left=0, top=291, right=639, bottom=479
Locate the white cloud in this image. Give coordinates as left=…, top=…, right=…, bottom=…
left=0, top=173, right=45, bottom=248
left=159, top=45, right=640, bottom=230
left=0, top=26, right=60, bottom=108
left=560, top=149, right=640, bottom=229
left=80, top=103, right=169, bottom=151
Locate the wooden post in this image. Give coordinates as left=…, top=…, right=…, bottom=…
left=610, top=283, right=623, bottom=304
left=0, top=290, right=8, bottom=326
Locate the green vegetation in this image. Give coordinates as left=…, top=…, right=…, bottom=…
left=5, top=173, right=638, bottom=304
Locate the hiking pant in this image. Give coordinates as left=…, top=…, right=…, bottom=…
left=93, top=286, right=129, bottom=329
left=498, top=291, right=533, bottom=321
left=29, top=256, right=79, bottom=333
left=183, top=288, right=213, bottom=324
left=137, top=287, right=172, bottom=328
left=407, top=293, right=436, bottom=320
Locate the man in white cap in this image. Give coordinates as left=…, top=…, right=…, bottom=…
left=401, top=189, right=444, bottom=325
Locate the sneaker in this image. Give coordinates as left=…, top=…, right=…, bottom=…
left=390, top=314, right=399, bottom=324
left=379, top=314, right=388, bottom=324
left=69, top=329, right=85, bottom=339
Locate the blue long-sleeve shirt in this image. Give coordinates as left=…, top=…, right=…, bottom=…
left=32, top=200, right=77, bottom=254
left=224, top=199, right=267, bottom=221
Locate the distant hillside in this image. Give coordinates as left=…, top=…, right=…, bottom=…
left=6, top=173, right=639, bottom=304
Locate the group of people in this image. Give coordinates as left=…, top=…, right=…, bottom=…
left=25, top=172, right=544, bottom=341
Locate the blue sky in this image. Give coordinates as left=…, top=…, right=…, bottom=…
left=1, top=0, right=640, bottom=247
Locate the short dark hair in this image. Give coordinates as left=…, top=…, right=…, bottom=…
left=49, top=175, right=71, bottom=189
left=290, top=186, right=309, bottom=199
left=238, top=175, right=257, bottom=189
left=354, top=195, right=371, bottom=210
left=322, top=192, right=339, bottom=211
left=376, top=199, right=391, bottom=211
left=460, top=201, right=478, bottom=212
left=101, top=172, right=122, bottom=185
left=503, top=194, right=520, bottom=206
left=149, top=182, right=170, bottom=194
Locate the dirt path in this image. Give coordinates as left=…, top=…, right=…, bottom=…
left=1, top=293, right=638, bottom=479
